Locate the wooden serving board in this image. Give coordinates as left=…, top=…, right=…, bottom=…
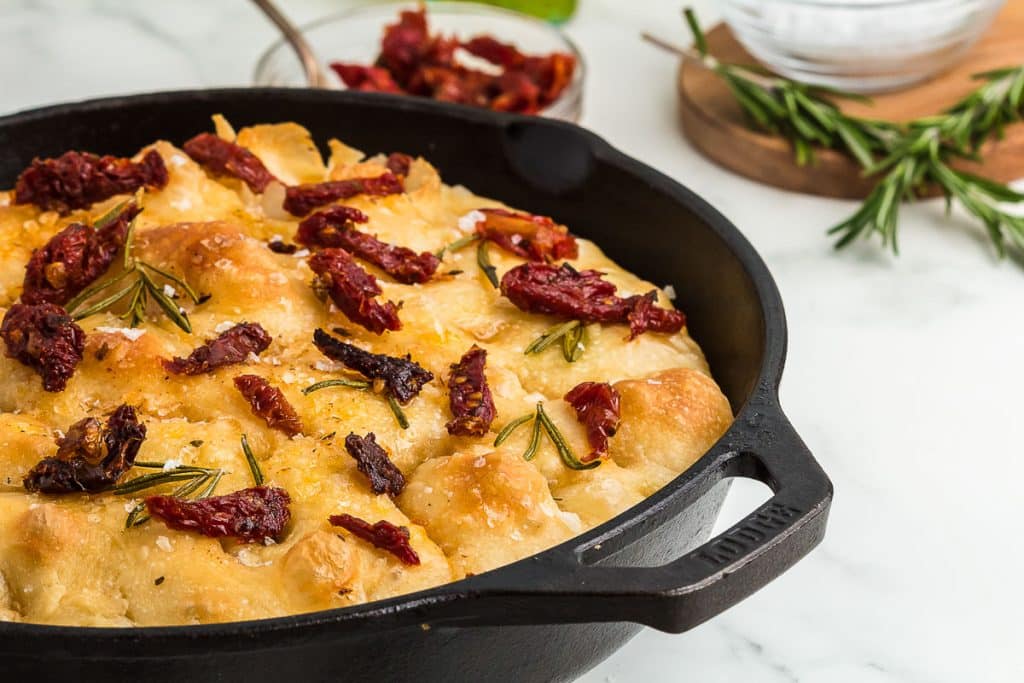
left=677, top=1, right=1024, bottom=199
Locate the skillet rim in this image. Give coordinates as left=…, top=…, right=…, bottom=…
left=0, top=88, right=787, bottom=649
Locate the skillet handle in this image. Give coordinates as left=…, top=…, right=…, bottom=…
left=454, top=399, right=832, bottom=632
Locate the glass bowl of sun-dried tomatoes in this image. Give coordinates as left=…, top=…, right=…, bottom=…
left=254, top=1, right=584, bottom=121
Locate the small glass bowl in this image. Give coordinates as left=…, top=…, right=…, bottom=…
left=254, top=1, right=585, bottom=121
left=720, top=0, right=1005, bottom=93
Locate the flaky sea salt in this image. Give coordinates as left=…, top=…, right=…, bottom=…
left=155, top=536, right=173, bottom=552
left=96, top=326, right=146, bottom=341
left=457, top=210, right=485, bottom=234
left=214, top=321, right=236, bottom=334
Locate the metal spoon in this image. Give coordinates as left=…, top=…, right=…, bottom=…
left=251, top=0, right=330, bottom=88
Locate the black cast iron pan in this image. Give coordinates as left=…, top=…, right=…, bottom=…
left=0, top=90, right=832, bottom=682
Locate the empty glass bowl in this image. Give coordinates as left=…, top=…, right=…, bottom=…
left=720, top=0, right=1005, bottom=93
left=254, top=1, right=584, bottom=121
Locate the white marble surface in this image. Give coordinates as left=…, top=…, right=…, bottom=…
left=2, top=1, right=1022, bottom=681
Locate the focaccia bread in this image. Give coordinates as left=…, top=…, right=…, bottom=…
left=0, top=117, right=732, bottom=626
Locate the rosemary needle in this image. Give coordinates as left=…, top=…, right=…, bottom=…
left=493, top=413, right=534, bottom=446
left=435, top=233, right=481, bottom=259
left=304, top=378, right=410, bottom=429
left=651, top=8, right=1024, bottom=263
left=476, top=240, right=499, bottom=288
left=536, top=402, right=600, bottom=471
left=240, top=434, right=265, bottom=486
left=302, top=378, right=372, bottom=394
left=522, top=411, right=543, bottom=461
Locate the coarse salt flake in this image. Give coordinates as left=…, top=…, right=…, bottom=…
left=457, top=210, right=485, bottom=234
left=214, top=321, right=237, bottom=334
left=155, top=536, right=173, bottom=552
left=96, top=326, right=146, bottom=341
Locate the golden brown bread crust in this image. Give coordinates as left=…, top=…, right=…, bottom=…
left=0, top=120, right=732, bottom=626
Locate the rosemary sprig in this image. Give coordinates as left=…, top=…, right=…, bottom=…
left=303, top=378, right=409, bottom=429
left=828, top=70, right=1024, bottom=255
left=492, top=402, right=599, bottom=470
left=524, top=320, right=586, bottom=362
left=66, top=201, right=204, bottom=333
left=240, top=434, right=265, bottom=486
left=649, top=10, right=1024, bottom=263
left=119, top=460, right=223, bottom=529
left=650, top=9, right=897, bottom=168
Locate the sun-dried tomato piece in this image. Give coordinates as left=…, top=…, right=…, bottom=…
left=308, top=249, right=402, bottom=334
left=564, top=382, right=620, bottom=462
left=500, top=263, right=685, bottom=340
left=473, top=208, right=577, bottom=263
left=491, top=70, right=542, bottom=113
left=446, top=345, right=496, bottom=437
left=1, top=303, right=85, bottom=392
left=183, top=132, right=278, bottom=193
left=344, top=432, right=405, bottom=496
left=329, top=513, right=420, bottom=565
left=385, top=153, right=413, bottom=178
left=521, top=53, right=576, bottom=105
left=283, top=174, right=404, bottom=217
left=296, top=205, right=369, bottom=242
left=163, top=322, right=272, bottom=375
left=147, top=486, right=291, bottom=544
left=21, top=201, right=140, bottom=306
left=377, top=6, right=434, bottom=86
left=313, top=328, right=432, bottom=404
left=234, top=374, right=303, bottom=437
left=14, top=149, right=168, bottom=215
left=23, top=405, right=147, bottom=494
left=462, top=35, right=526, bottom=69
left=298, top=207, right=438, bottom=284
left=330, top=63, right=403, bottom=92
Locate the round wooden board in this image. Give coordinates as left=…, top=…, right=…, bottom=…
left=677, top=1, right=1024, bottom=199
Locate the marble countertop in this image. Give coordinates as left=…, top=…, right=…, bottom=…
left=2, top=1, right=1021, bottom=681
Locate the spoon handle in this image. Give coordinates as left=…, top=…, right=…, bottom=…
left=251, top=0, right=329, bottom=88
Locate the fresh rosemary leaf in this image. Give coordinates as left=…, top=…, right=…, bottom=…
left=524, top=320, right=581, bottom=356
left=125, top=501, right=149, bottom=528
left=302, top=377, right=407, bottom=428
left=240, top=434, right=264, bottom=486
left=493, top=413, right=534, bottom=446
left=70, top=280, right=138, bottom=321
left=476, top=240, right=499, bottom=288
left=125, top=472, right=212, bottom=528
left=562, top=322, right=585, bottom=362
left=522, top=410, right=543, bottom=461
left=386, top=394, right=410, bottom=429
left=435, top=233, right=481, bottom=259
left=139, top=262, right=202, bottom=303
left=133, top=461, right=167, bottom=469
left=65, top=267, right=135, bottom=314
left=94, top=198, right=138, bottom=231
left=141, top=270, right=192, bottom=333
left=302, top=378, right=372, bottom=395
left=113, top=470, right=205, bottom=495
left=196, top=470, right=223, bottom=499
left=123, top=212, right=139, bottom=271
left=536, top=402, right=600, bottom=470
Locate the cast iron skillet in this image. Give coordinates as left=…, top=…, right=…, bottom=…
left=0, top=90, right=832, bottom=682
